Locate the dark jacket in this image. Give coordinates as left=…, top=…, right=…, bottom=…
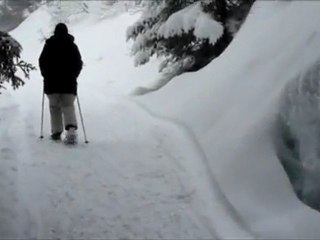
left=39, top=33, right=83, bottom=95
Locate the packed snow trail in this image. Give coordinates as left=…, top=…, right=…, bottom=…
left=6, top=94, right=213, bottom=239
left=2, top=90, right=251, bottom=238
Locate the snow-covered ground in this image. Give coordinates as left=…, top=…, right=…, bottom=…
left=1, top=1, right=320, bottom=239
left=138, top=1, right=320, bottom=238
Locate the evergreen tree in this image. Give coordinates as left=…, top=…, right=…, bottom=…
left=0, top=31, right=35, bottom=92
left=127, top=0, right=255, bottom=77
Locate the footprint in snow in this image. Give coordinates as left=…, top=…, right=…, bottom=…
left=0, top=148, right=15, bottom=160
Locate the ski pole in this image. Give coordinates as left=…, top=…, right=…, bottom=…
left=76, top=95, right=89, bottom=144
left=40, top=91, right=45, bottom=139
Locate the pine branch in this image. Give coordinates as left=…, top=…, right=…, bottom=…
left=15, top=60, right=36, bottom=79
left=0, top=31, right=35, bottom=93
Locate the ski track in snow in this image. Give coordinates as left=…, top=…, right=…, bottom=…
left=132, top=100, right=256, bottom=239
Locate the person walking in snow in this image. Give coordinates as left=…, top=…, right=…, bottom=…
left=39, top=23, right=83, bottom=144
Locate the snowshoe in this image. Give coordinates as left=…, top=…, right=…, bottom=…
left=64, top=128, right=78, bottom=145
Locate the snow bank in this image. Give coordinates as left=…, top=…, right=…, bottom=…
left=138, top=1, right=320, bottom=238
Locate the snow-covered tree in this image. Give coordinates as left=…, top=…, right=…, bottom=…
left=48, top=0, right=134, bottom=24
left=127, top=0, right=255, bottom=76
left=0, top=0, right=42, bottom=31
left=0, top=31, right=35, bottom=92
left=48, top=0, right=89, bottom=24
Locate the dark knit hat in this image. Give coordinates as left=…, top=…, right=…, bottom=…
left=54, top=23, right=68, bottom=36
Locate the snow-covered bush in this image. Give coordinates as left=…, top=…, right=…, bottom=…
left=127, top=0, right=255, bottom=79
left=277, top=60, right=320, bottom=211
left=0, top=31, right=35, bottom=92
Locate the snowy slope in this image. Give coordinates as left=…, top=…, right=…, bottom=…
left=138, top=1, right=320, bottom=238
left=1, top=1, right=320, bottom=239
